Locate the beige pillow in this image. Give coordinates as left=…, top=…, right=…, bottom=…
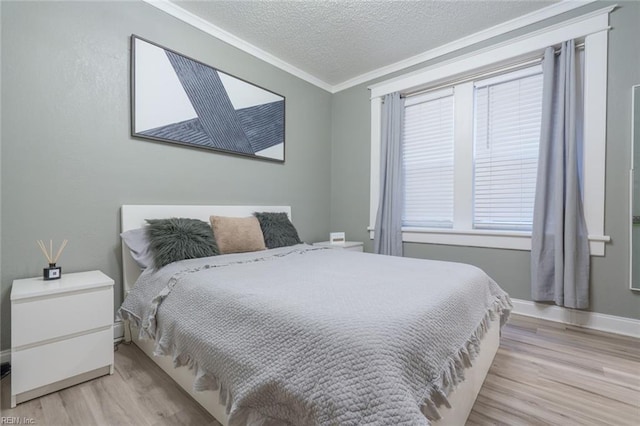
left=210, top=215, right=266, bottom=254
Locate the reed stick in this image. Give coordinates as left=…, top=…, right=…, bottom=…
left=36, top=240, right=45, bottom=261
left=37, top=240, right=47, bottom=262
left=53, top=239, right=68, bottom=263
left=37, top=240, right=53, bottom=263
left=50, top=240, right=53, bottom=263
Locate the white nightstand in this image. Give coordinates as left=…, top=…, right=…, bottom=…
left=313, top=241, right=364, bottom=252
left=10, top=270, right=114, bottom=407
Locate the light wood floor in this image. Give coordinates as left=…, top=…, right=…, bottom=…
left=1, top=314, right=638, bottom=425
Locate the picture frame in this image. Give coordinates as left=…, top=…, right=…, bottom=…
left=131, top=35, right=286, bottom=163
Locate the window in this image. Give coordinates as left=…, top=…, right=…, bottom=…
left=369, top=7, right=611, bottom=254
left=473, top=67, right=543, bottom=231
left=403, top=89, right=454, bottom=228
left=401, top=66, right=543, bottom=233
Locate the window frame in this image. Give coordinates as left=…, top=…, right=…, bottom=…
left=368, top=6, right=613, bottom=255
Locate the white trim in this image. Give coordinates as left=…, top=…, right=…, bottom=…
left=403, top=230, right=531, bottom=251
left=334, top=1, right=599, bottom=93
left=369, top=98, right=382, bottom=231
left=367, top=228, right=608, bottom=255
left=582, top=28, right=609, bottom=252
left=510, top=298, right=640, bottom=339
left=453, top=82, right=474, bottom=230
left=369, top=6, right=613, bottom=254
left=141, top=0, right=598, bottom=94
left=114, top=320, right=124, bottom=342
left=369, top=5, right=614, bottom=97
left=141, top=0, right=333, bottom=92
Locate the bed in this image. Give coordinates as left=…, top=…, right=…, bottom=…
left=119, top=205, right=511, bottom=426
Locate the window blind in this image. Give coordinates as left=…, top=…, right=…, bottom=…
left=473, top=66, right=543, bottom=231
left=403, top=88, right=455, bottom=228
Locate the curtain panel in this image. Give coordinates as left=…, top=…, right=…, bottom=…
left=531, top=40, right=590, bottom=309
left=374, top=92, right=404, bottom=256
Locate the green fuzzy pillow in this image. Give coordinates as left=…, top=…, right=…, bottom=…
left=145, top=218, right=218, bottom=268
left=254, top=212, right=302, bottom=249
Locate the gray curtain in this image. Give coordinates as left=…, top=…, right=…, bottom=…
left=531, top=40, right=590, bottom=309
left=374, top=92, right=404, bottom=256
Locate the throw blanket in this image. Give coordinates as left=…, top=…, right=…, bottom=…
left=119, top=245, right=511, bottom=425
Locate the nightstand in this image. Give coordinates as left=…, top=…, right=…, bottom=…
left=10, top=270, right=114, bottom=407
left=313, top=241, right=364, bottom=252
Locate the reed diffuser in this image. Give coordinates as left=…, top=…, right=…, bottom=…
left=37, top=239, right=68, bottom=280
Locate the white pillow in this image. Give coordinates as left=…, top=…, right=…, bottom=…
left=121, top=227, right=154, bottom=270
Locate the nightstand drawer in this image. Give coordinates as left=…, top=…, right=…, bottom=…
left=12, top=286, right=113, bottom=348
left=11, top=328, right=113, bottom=394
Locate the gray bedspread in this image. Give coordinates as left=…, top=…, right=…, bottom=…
left=118, top=244, right=511, bottom=425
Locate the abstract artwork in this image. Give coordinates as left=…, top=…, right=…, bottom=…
left=131, top=35, right=285, bottom=162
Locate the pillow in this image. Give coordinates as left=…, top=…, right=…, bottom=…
left=120, top=227, right=154, bottom=270
left=145, top=218, right=218, bottom=268
left=209, top=215, right=266, bottom=254
left=254, top=212, right=302, bottom=249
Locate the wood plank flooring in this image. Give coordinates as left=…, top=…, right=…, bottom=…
left=1, top=314, right=638, bottom=425
left=467, top=315, right=639, bottom=425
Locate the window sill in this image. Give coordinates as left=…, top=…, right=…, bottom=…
left=367, top=227, right=609, bottom=256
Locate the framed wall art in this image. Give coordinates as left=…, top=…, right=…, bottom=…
left=131, top=35, right=285, bottom=162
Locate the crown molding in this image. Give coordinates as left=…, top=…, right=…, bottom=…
left=368, top=3, right=614, bottom=97
left=143, top=0, right=598, bottom=94
left=141, top=0, right=333, bottom=92
left=337, top=0, right=599, bottom=93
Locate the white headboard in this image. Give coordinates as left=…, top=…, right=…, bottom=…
left=121, top=205, right=292, bottom=295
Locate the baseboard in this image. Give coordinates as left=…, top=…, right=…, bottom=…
left=1, top=321, right=126, bottom=365
left=114, top=320, right=125, bottom=342
left=510, top=298, right=640, bottom=338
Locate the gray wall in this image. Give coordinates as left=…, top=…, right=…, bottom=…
left=2, top=1, right=639, bottom=354
left=0, top=1, right=332, bottom=351
left=331, top=1, right=640, bottom=319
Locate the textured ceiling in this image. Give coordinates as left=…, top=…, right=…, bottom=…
left=173, top=0, right=557, bottom=86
